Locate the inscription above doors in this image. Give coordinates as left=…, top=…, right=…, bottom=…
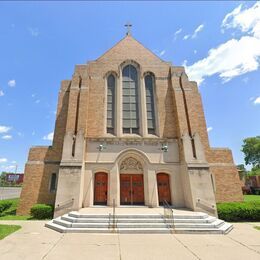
left=120, top=174, right=144, bottom=205
left=157, top=173, right=171, bottom=206
left=94, top=172, right=108, bottom=205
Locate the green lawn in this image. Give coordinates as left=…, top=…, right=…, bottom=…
left=254, top=226, right=260, bottom=231
left=0, top=224, right=21, bottom=240
left=244, top=195, right=260, bottom=202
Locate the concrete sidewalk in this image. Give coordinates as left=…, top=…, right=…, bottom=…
left=0, top=220, right=259, bottom=260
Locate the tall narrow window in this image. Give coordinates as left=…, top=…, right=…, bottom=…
left=145, top=74, right=156, bottom=134
left=122, top=65, right=139, bottom=134
left=50, top=173, right=57, bottom=192
left=107, top=74, right=115, bottom=134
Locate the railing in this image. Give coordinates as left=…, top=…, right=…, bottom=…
left=163, top=200, right=175, bottom=233
left=196, top=198, right=216, bottom=215
left=109, top=199, right=117, bottom=232
left=55, top=198, right=74, bottom=212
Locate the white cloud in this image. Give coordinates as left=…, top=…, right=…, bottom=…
left=191, top=24, right=204, bottom=39
left=8, top=79, right=16, bottom=87
left=28, top=27, right=39, bottom=37
left=253, top=96, right=260, bottom=104
left=185, top=36, right=260, bottom=84
left=17, top=132, right=23, bottom=137
left=159, top=50, right=166, bottom=56
left=173, top=28, right=182, bottom=40
left=0, top=125, right=11, bottom=134
left=185, top=4, right=260, bottom=85
left=0, top=158, right=7, bottom=163
left=242, top=77, right=249, bottom=84
left=222, top=2, right=260, bottom=38
left=32, top=94, right=36, bottom=98
left=174, top=28, right=182, bottom=36
left=194, top=50, right=197, bottom=54
left=2, top=135, right=12, bottom=140
left=0, top=90, right=4, bottom=96
left=11, top=161, right=17, bottom=164
left=43, top=132, right=54, bottom=141
left=183, top=24, right=204, bottom=41
left=35, top=99, right=40, bottom=104
left=207, top=127, right=213, bottom=132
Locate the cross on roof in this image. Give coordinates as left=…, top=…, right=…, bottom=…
left=125, top=22, right=132, bottom=35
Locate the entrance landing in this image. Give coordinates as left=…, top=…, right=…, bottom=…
left=78, top=206, right=198, bottom=216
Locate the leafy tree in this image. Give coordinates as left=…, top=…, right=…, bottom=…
left=241, top=136, right=260, bottom=169
left=236, top=164, right=247, bottom=180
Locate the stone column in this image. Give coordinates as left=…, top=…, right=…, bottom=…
left=109, top=165, right=120, bottom=206
left=83, top=169, right=94, bottom=207
left=147, top=169, right=159, bottom=207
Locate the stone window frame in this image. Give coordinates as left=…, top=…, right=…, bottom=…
left=121, top=64, right=140, bottom=135
left=143, top=71, right=159, bottom=137
left=104, top=60, right=159, bottom=138
left=104, top=71, right=118, bottom=137
left=119, top=60, right=145, bottom=137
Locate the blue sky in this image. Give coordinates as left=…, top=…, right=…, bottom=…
left=0, top=1, right=259, bottom=172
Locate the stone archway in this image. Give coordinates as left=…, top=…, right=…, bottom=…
left=119, top=157, right=144, bottom=205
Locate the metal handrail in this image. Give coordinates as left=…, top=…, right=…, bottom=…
left=55, top=198, right=74, bottom=211
left=163, top=200, right=175, bottom=233
left=196, top=198, right=216, bottom=214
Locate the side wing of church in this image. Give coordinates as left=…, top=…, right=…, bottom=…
left=17, top=34, right=243, bottom=217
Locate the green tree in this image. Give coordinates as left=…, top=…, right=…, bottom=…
left=241, top=136, right=260, bottom=176
left=237, top=164, right=247, bottom=180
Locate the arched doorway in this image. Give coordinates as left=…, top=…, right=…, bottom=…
left=157, top=173, right=171, bottom=205
left=94, top=172, right=108, bottom=205
left=120, top=157, right=144, bottom=205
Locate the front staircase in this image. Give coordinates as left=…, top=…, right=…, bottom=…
left=45, top=209, right=233, bottom=234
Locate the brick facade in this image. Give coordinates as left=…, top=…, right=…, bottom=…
left=17, top=34, right=243, bottom=216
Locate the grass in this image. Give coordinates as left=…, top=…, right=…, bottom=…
left=0, top=224, right=21, bottom=240
left=0, top=215, right=31, bottom=220
left=254, top=226, right=260, bottom=230
left=244, top=195, right=260, bottom=202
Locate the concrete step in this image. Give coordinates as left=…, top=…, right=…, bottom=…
left=61, top=214, right=216, bottom=224
left=53, top=218, right=224, bottom=229
left=45, top=211, right=233, bottom=234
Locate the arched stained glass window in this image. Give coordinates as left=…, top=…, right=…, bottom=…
left=145, top=74, right=156, bottom=134
left=122, top=65, right=139, bottom=134
left=107, top=74, right=115, bottom=134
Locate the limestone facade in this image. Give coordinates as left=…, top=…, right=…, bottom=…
left=17, top=34, right=243, bottom=217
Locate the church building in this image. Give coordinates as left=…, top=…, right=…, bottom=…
left=17, top=31, right=243, bottom=218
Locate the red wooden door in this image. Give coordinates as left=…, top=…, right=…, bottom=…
left=94, top=172, right=108, bottom=205
left=120, top=174, right=144, bottom=205
left=157, top=173, right=171, bottom=205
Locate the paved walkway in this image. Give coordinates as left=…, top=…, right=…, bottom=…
left=0, top=220, right=260, bottom=260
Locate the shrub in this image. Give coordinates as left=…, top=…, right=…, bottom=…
left=217, top=201, right=260, bottom=222
left=0, top=201, right=12, bottom=215
left=30, top=204, right=53, bottom=219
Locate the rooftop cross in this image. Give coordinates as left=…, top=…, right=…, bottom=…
left=125, top=22, right=132, bottom=35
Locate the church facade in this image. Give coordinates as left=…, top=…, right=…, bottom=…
left=17, top=34, right=243, bottom=217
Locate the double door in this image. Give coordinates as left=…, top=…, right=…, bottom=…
left=120, top=174, right=144, bottom=205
